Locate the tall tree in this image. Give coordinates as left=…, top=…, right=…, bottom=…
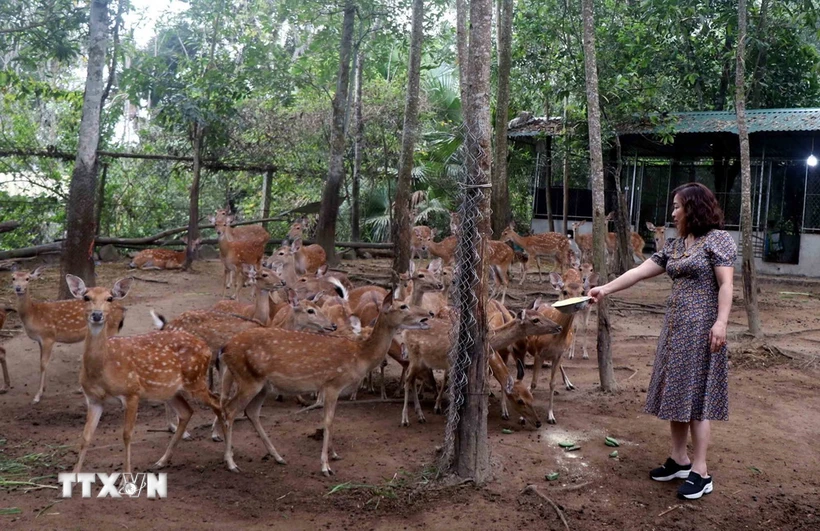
left=490, top=0, right=513, bottom=237
left=316, top=0, right=356, bottom=267
left=581, top=0, right=616, bottom=392
left=735, top=0, right=761, bottom=337
left=449, top=0, right=493, bottom=484
left=391, top=0, right=424, bottom=277
left=58, top=0, right=109, bottom=299
left=351, top=48, right=364, bottom=244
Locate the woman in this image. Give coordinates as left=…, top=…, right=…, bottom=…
left=589, top=182, right=736, bottom=500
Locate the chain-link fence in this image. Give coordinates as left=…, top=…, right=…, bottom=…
left=438, top=123, right=490, bottom=472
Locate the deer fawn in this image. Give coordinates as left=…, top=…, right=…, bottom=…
left=400, top=309, right=561, bottom=426
left=279, top=236, right=326, bottom=276
left=486, top=239, right=514, bottom=304
left=500, top=224, right=571, bottom=283
left=211, top=211, right=269, bottom=300
left=0, top=308, right=11, bottom=393
left=220, top=291, right=430, bottom=475
left=410, top=225, right=433, bottom=260
left=65, top=275, right=224, bottom=474
left=12, top=267, right=126, bottom=404
left=566, top=264, right=599, bottom=360
left=128, top=238, right=202, bottom=270
left=423, top=234, right=457, bottom=266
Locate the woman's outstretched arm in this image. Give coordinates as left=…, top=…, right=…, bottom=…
left=588, top=259, right=666, bottom=302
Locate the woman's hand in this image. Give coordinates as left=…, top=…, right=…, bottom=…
left=709, top=321, right=727, bottom=353
left=588, top=285, right=608, bottom=304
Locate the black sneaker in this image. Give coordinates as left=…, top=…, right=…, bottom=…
left=677, top=471, right=714, bottom=500
left=650, top=457, right=692, bottom=481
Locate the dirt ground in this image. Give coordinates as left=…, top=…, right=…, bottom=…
left=0, top=256, right=818, bottom=530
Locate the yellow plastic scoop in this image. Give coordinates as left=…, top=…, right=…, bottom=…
left=551, top=296, right=592, bottom=314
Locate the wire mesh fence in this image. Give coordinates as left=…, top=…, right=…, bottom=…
left=439, top=123, right=490, bottom=473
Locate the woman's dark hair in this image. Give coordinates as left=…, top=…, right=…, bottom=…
left=672, top=182, right=724, bottom=237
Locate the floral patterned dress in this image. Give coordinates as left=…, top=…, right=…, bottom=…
left=646, top=229, right=737, bottom=422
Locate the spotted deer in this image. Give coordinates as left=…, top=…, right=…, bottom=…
left=128, top=238, right=202, bottom=270
left=210, top=210, right=269, bottom=300
left=266, top=245, right=344, bottom=301
left=278, top=233, right=326, bottom=275
left=604, top=212, right=647, bottom=263
left=220, top=291, right=430, bottom=475
left=410, top=225, right=433, bottom=260
left=65, top=275, right=224, bottom=474
left=500, top=224, right=572, bottom=283
left=566, top=263, right=600, bottom=360
left=423, top=234, right=457, bottom=266
left=211, top=266, right=282, bottom=324
left=0, top=308, right=11, bottom=393
left=12, top=267, right=126, bottom=404
left=400, top=309, right=561, bottom=426
left=486, top=239, right=514, bottom=304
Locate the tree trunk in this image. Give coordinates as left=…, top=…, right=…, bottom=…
left=612, top=140, right=632, bottom=274
left=562, top=100, right=569, bottom=235
left=456, top=0, right=468, bottom=107
left=184, top=123, right=205, bottom=269
left=261, top=168, right=273, bottom=231
left=316, top=1, right=355, bottom=267
left=449, top=0, right=492, bottom=485
left=94, top=162, right=108, bottom=237
left=391, top=0, right=424, bottom=278
left=735, top=0, right=762, bottom=338
left=490, top=0, right=513, bottom=237
left=58, top=0, right=109, bottom=299
left=0, top=221, right=20, bottom=234
left=715, top=32, right=734, bottom=111
left=581, top=0, right=616, bottom=392
left=351, top=49, right=364, bottom=243
left=748, top=0, right=770, bottom=108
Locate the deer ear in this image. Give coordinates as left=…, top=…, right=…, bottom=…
left=316, top=264, right=328, bottom=276
left=505, top=374, right=515, bottom=394
left=549, top=272, right=564, bottom=291
left=311, top=291, right=324, bottom=303
left=586, top=273, right=600, bottom=291
left=30, top=266, right=47, bottom=279
left=428, top=258, right=442, bottom=272
left=291, top=238, right=302, bottom=252
left=531, top=297, right=542, bottom=310
left=111, top=277, right=133, bottom=299
left=381, top=290, right=395, bottom=311
left=208, top=215, right=216, bottom=224
left=516, top=358, right=525, bottom=381
left=408, top=261, right=415, bottom=275
left=517, top=309, right=526, bottom=321
left=287, top=289, right=298, bottom=306
left=349, top=315, right=362, bottom=334
left=645, top=221, right=656, bottom=230
left=65, top=275, right=87, bottom=299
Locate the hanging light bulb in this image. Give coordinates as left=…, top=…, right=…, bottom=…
left=808, top=154, right=818, bottom=167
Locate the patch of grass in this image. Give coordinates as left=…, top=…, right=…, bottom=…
left=0, top=507, right=22, bottom=515
left=0, top=440, right=69, bottom=493
left=326, top=464, right=444, bottom=510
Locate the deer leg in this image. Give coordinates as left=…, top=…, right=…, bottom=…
left=212, top=365, right=234, bottom=441
left=434, top=371, right=448, bottom=414
left=401, top=365, right=418, bottom=426
left=73, top=398, right=104, bottom=474
left=560, top=364, right=575, bottom=391
left=32, top=338, right=55, bottom=404
left=530, top=349, right=542, bottom=390
left=243, top=385, right=286, bottom=464
left=380, top=361, right=387, bottom=400
left=122, top=395, right=140, bottom=474
left=154, top=394, right=193, bottom=469
left=518, top=258, right=528, bottom=285
left=393, top=364, right=408, bottom=398
left=535, top=256, right=543, bottom=281
left=0, top=346, right=9, bottom=393
left=500, top=391, right=510, bottom=420
left=412, top=370, right=427, bottom=424
left=223, top=379, right=266, bottom=472
left=320, top=390, right=341, bottom=476
left=547, top=361, right=561, bottom=424
left=164, top=403, right=192, bottom=440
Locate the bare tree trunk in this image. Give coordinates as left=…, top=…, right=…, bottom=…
left=748, top=0, right=770, bottom=108
left=58, top=0, right=109, bottom=299
left=456, top=0, right=468, bottom=107
left=449, top=0, right=492, bottom=484
left=491, top=0, right=513, bottom=237
left=735, top=0, right=762, bottom=337
left=351, top=49, right=364, bottom=244
left=184, top=123, right=204, bottom=269
left=391, top=0, right=424, bottom=278
left=562, top=100, right=569, bottom=235
left=261, top=168, right=273, bottom=231
left=316, top=0, right=356, bottom=267
left=612, top=139, right=632, bottom=274
left=94, top=162, right=108, bottom=237
left=581, top=0, right=616, bottom=392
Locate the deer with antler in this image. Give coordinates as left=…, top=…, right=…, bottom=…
left=220, top=291, right=431, bottom=475
left=65, top=275, right=224, bottom=474
left=12, top=267, right=126, bottom=404
left=500, top=223, right=572, bottom=283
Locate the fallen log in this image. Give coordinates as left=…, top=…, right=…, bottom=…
left=0, top=221, right=20, bottom=233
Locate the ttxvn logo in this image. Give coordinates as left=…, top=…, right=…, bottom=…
left=58, top=473, right=168, bottom=498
